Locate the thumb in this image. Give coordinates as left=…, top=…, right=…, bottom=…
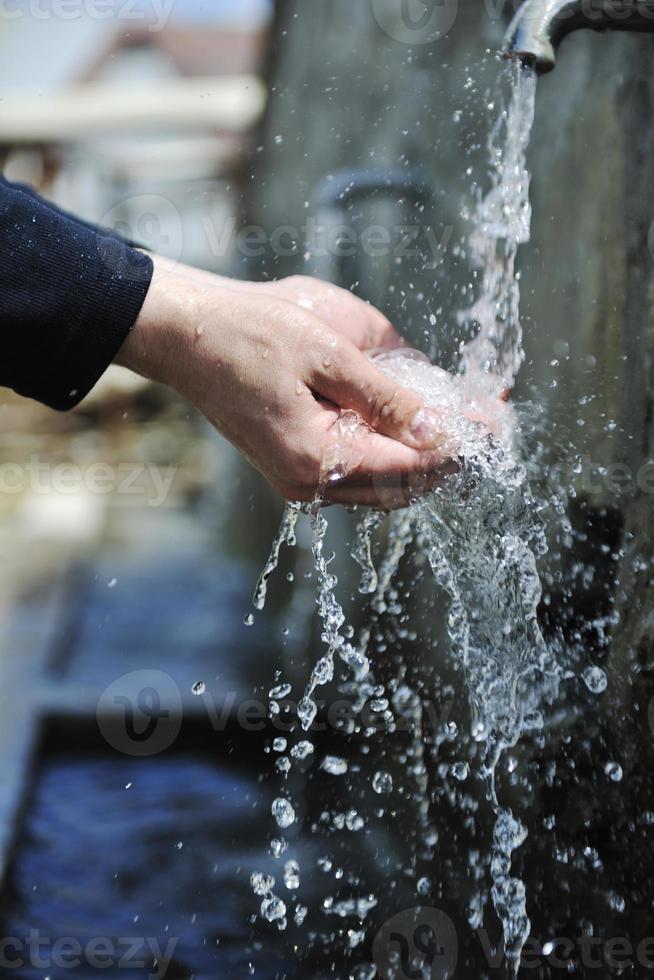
left=309, top=341, right=450, bottom=451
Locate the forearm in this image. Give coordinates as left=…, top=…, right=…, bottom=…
left=0, top=178, right=153, bottom=410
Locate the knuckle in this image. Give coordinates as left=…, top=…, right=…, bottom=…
left=365, top=383, right=403, bottom=430
left=286, top=448, right=322, bottom=494
left=287, top=274, right=310, bottom=289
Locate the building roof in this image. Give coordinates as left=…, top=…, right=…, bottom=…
left=0, top=6, right=270, bottom=94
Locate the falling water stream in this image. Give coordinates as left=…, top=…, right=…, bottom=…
left=251, top=62, right=556, bottom=975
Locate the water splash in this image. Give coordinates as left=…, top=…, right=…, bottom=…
left=459, top=62, right=537, bottom=397
left=252, top=501, right=300, bottom=611
left=254, top=61, right=551, bottom=973
left=375, top=334, right=557, bottom=969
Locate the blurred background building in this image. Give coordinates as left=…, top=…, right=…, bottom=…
left=0, top=0, right=273, bottom=585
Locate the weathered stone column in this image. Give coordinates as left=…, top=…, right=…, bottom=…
left=243, top=2, right=654, bottom=956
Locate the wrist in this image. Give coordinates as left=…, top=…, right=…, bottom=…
left=116, top=258, right=209, bottom=390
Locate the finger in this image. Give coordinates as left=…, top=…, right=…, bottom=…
left=324, top=483, right=410, bottom=508
left=327, top=297, right=403, bottom=352
left=309, top=341, right=453, bottom=452
left=330, top=429, right=458, bottom=486
left=325, top=452, right=457, bottom=510
left=307, top=406, right=458, bottom=507
left=305, top=280, right=404, bottom=351
left=356, top=302, right=404, bottom=351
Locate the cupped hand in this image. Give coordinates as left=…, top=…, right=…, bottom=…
left=120, top=261, right=457, bottom=507
left=148, top=261, right=403, bottom=355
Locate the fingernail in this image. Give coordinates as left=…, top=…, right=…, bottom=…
left=411, top=407, right=443, bottom=447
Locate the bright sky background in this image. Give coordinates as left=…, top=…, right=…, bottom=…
left=0, top=0, right=274, bottom=92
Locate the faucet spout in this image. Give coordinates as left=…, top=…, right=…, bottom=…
left=503, top=0, right=654, bottom=74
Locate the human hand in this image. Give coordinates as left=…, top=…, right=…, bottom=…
left=154, top=262, right=405, bottom=355
left=118, top=260, right=458, bottom=507
left=254, top=275, right=404, bottom=355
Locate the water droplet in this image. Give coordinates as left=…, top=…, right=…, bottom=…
left=107, top=578, right=118, bottom=589
left=261, top=894, right=286, bottom=921
left=270, top=838, right=287, bottom=858
left=451, top=761, right=469, bottom=781
left=272, top=797, right=295, bottom=829
left=372, top=771, right=393, bottom=795
left=345, top=810, right=364, bottom=831
left=370, top=698, right=389, bottom=713
left=582, top=666, right=607, bottom=694
left=608, top=892, right=626, bottom=913
left=272, top=737, right=287, bottom=752
left=244, top=613, right=254, bottom=627
left=269, top=683, right=291, bottom=700
left=350, top=966, right=376, bottom=980
left=312, top=656, right=334, bottom=686
left=191, top=681, right=205, bottom=697
left=298, top=697, right=317, bottom=731
left=321, top=755, right=348, bottom=776
left=290, top=740, right=314, bottom=760
left=605, top=761, right=623, bottom=782
left=250, top=872, right=275, bottom=896
left=444, top=721, right=458, bottom=739
left=472, top=720, right=487, bottom=742
left=283, top=859, right=300, bottom=890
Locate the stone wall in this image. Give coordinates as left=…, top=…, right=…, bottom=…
left=239, top=0, right=654, bottom=956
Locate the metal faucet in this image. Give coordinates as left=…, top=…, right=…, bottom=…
left=503, top=0, right=654, bottom=74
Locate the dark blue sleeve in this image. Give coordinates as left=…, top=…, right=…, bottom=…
left=0, top=177, right=154, bottom=410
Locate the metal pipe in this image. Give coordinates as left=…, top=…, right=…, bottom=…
left=503, top=0, right=654, bottom=74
